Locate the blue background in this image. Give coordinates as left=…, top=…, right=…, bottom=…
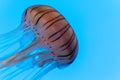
left=0, top=0, right=120, bottom=80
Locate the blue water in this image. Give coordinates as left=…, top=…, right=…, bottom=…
left=0, top=0, right=120, bottom=80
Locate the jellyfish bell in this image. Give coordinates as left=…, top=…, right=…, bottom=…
left=0, top=5, right=78, bottom=80
left=22, top=5, right=78, bottom=66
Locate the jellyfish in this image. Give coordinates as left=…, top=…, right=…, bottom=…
left=0, top=5, right=78, bottom=80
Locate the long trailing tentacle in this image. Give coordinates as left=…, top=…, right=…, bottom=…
left=0, top=19, right=58, bottom=79
left=31, top=61, right=57, bottom=80
left=0, top=38, right=39, bottom=68
left=0, top=23, right=32, bottom=44
left=0, top=49, right=49, bottom=79
left=3, top=56, right=53, bottom=80
left=0, top=24, right=36, bottom=61
left=0, top=36, right=53, bottom=79
left=0, top=25, right=34, bottom=48
left=0, top=51, right=53, bottom=80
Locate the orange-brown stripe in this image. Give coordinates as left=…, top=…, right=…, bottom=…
left=43, top=15, right=61, bottom=26
left=48, top=24, right=69, bottom=39
left=34, top=9, right=53, bottom=19
left=50, top=25, right=70, bottom=42
left=30, top=6, right=39, bottom=13
left=58, top=39, right=77, bottom=58
left=35, top=10, right=56, bottom=25
left=62, top=33, right=75, bottom=51
left=60, top=31, right=74, bottom=48
left=45, top=18, right=65, bottom=30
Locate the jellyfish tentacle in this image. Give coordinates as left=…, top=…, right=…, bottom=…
left=0, top=24, right=35, bottom=59
left=1, top=67, right=23, bottom=80
left=23, top=66, right=42, bottom=80
left=0, top=25, right=27, bottom=43
left=0, top=24, right=35, bottom=52
left=2, top=57, right=35, bottom=80
left=19, top=66, right=38, bottom=80
left=32, top=61, right=57, bottom=80
left=1, top=50, right=51, bottom=80
left=0, top=26, right=22, bottom=40
left=5, top=70, right=23, bottom=80
left=0, top=66, right=17, bottom=79
left=0, top=25, right=33, bottom=46
left=5, top=56, right=53, bottom=80
left=0, top=51, right=46, bottom=68
left=19, top=54, right=53, bottom=80
left=0, top=48, right=50, bottom=80
left=5, top=50, right=53, bottom=80
left=0, top=35, right=22, bottom=48
left=0, top=25, right=36, bottom=61
left=0, top=67, right=13, bottom=75
left=0, top=38, right=39, bottom=68
left=0, top=37, right=25, bottom=60
left=34, top=53, right=54, bottom=67
left=24, top=61, right=57, bottom=80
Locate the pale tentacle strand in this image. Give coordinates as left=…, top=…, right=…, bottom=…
left=25, top=61, right=57, bottom=80
left=0, top=23, right=57, bottom=79
left=0, top=45, right=51, bottom=80
left=0, top=24, right=34, bottom=48
left=2, top=54, right=54, bottom=80
left=0, top=38, right=41, bottom=68
left=0, top=23, right=32, bottom=44
left=0, top=24, right=36, bottom=60
left=0, top=37, right=52, bottom=80
left=0, top=52, right=53, bottom=80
